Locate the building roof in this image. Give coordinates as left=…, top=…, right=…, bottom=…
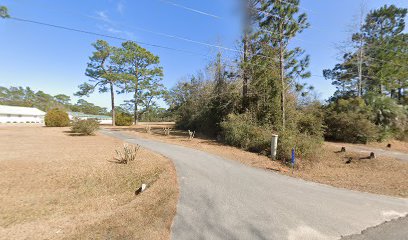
left=68, top=112, right=112, bottom=120
left=0, top=105, right=46, bottom=116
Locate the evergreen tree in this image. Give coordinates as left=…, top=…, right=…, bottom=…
left=75, top=40, right=121, bottom=126
left=117, top=41, right=164, bottom=124
left=242, top=0, right=260, bottom=111
left=257, top=0, right=311, bottom=129
left=324, top=5, right=407, bottom=101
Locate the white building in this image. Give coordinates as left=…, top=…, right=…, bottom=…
left=0, top=105, right=46, bottom=124
left=68, top=112, right=113, bottom=125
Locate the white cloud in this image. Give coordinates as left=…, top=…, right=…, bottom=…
left=117, top=1, right=125, bottom=15
left=93, top=11, right=113, bottom=24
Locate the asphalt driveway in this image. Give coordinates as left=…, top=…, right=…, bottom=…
left=102, top=129, right=408, bottom=240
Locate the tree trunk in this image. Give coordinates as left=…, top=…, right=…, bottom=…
left=134, top=90, right=139, bottom=125
left=279, top=16, right=286, bottom=130
left=134, top=82, right=139, bottom=125
left=397, top=80, right=402, bottom=103
left=357, top=45, right=364, bottom=97
left=242, top=0, right=257, bottom=112
left=110, top=82, right=116, bottom=126
left=243, top=32, right=249, bottom=111
left=280, top=44, right=286, bottom=130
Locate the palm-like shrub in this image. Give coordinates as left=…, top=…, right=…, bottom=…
left=365, top=94, right=408, bottom=140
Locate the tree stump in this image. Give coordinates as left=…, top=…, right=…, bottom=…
left=370, top=152, right=376, bottom=159
left=341, top=147, right=346, bottom=152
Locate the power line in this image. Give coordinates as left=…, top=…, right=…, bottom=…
left=126, top=26, right=241, bottom=53
left=10, top=0, right=239, bottom=56
left=21, top=0, right=397, bottom=64
left=159, top=0, right=222, bottom=19
left=9, top=17, right=211, bottom=58
left=8, top=16, right=280, bottom=64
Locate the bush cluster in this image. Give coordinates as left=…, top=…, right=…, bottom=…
left=221, top=113, right=272, bottom=153
left=115, top=112, right=133, bottom=126
left=221, top=106, right=325, bottom=160
left=71, top=118, right=100, bottom=136
left=323, top=97, right=408, bottom=143
left=44, top=108, right=70, bottom=127
left=277, top=104, right=325, bottom=160
left=325, top=111, right=378, bottom=143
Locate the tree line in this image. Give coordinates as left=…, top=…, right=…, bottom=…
left=324, top=4, right=407, bottom=142
left=165, top=1, right=407, bottom=160
left=0, top=86, right=109, bottom=115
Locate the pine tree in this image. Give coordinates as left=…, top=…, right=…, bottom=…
left=75, top=40, right=121, bottom=126
left=242, top=0, right=260, bottom=111
left=117, top=41, right=164, bottom=124
left=324, top=5, right=407, bottom=102
left=257, top=0, right=311, bottom=129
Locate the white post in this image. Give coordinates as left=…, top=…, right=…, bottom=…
left=271, top=134, right=278, bottom=160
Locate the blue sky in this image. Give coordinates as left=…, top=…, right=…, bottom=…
left=0, top=0, right=407, bottom=109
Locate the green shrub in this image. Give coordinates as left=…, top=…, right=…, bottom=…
left=325, top=112, right=378, bottom=143
left=221, top=110, right=324, bottom=161
left=221, top=113, right=272, bottom=152
left=276, top=105, right=325, bottom=161
left=71, top=118, right=100, bottom=136
left=277, top=129, right=323, bottom=161
left=44, top=108, right=70, bottom=127
left=324, top=98, right=379, bottom=143
left=115, top=112, right=133, bottom=126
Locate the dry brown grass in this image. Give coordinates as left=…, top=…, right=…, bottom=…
left=0, top=125, right=178, bottom=240
left=109, top=124, right=408, bottom=198
left=366, top=139, right=408, bottom=154
left=294, top=144, right=408, bottom=198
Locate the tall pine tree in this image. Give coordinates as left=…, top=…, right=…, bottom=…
left=258, top=0, right=311, bottom=129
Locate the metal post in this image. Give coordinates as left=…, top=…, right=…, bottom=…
left=271, top=134, right=278, bottom=160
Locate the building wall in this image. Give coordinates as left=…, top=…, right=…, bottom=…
left=68, top=114, right=112, bottom=125
left=98, top=119, right=113, bottom=125
left=0, top=114, right=44, bottom=124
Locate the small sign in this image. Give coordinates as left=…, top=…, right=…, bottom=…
left=291, top=148, right=295, bottom=167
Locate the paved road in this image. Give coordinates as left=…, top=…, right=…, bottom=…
left=327, top=142, right=408, bottom=162
left=102, top=130, right=408, bottom=240
left=341, top=216, right=408, bottom=240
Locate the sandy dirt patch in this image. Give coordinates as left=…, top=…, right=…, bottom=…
left=109, top=125, right=408, bottom=198
left=0, top=125, right=178, bottom=240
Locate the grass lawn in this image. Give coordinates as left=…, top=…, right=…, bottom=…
left=0, top=125, right=178, bottom=240
left=110, top=124, right=408, bottom=198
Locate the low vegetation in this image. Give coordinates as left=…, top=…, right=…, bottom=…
left=71, top=118, right=100, bottom=136
left=44, top=108, right=70, bottom=127
left=115, top=112, right=133, bottom=126
left=114, top=144, right=141, bottom=164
